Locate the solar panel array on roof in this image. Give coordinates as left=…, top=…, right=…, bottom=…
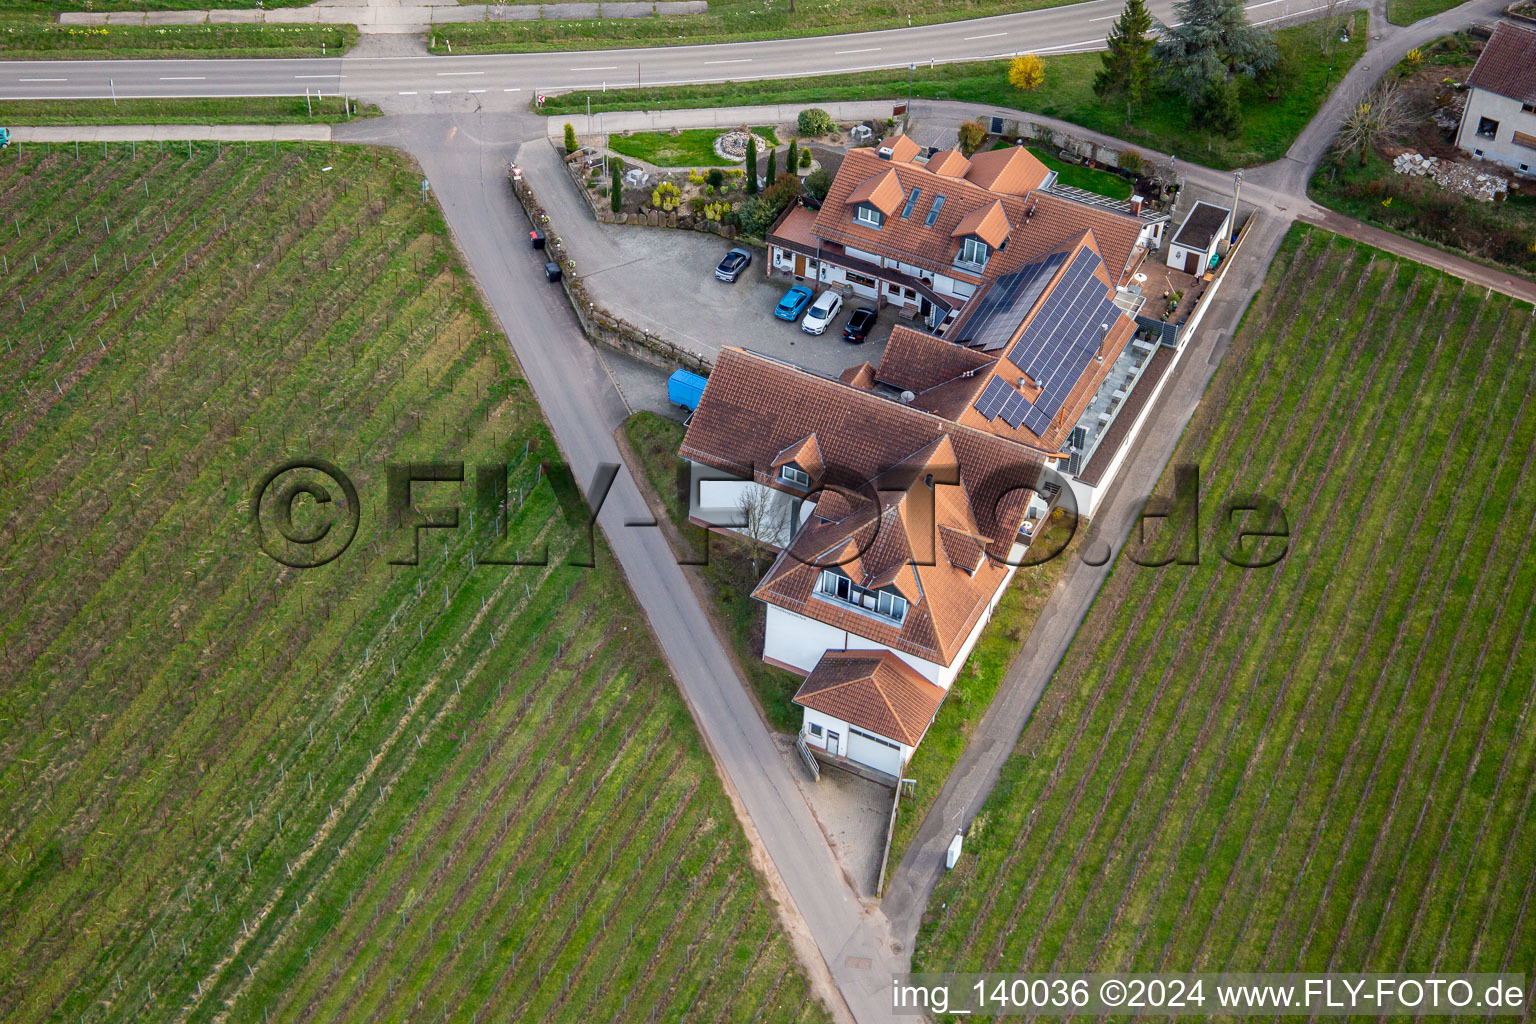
left=954, top=251, right=1068, bottom=352
left=1006, top=247, right=1121, bottom=430
left=973, top=376, right=1012, bottom=420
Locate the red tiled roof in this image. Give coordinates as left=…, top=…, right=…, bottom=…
left=963, top=145, right=1051, bottom=194
left=839, top=362, right=879, bottom=389
left=773, top=204, right=820, bottom=251
left=875, top=134, right=923, bottom=163
left=793, top=650, right=945, bottom=746
left=876, top=325, right=992, bottom=393
left=810, top=148, right=1142, bottom=288
left=1467, top=22, right=1536, bottom=105
left=846, top=166, right=906, bottom=215
left=951, top=200, right=1011, bottom=248
left=927, top=149, right=972, bottom=177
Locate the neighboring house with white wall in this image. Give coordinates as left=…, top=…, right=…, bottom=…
left=1455, top=22, right=1536, bottom=177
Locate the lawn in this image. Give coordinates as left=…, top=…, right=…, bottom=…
left=1386, top=0, right=1465, bottom=25
left=916, top=226, right=1536, bottom=983
left=607, top=125, right=781, bottom=168
left=622, top=411, right=807, bottom=733
left=994, top=140, right=1133, bottom=199
left=428, top=0, right=1079, bottom=55
left=538, top=19, right=1369, bottom=170
left=884, top=514, right=1082, bottom=879
left=0, top=21, right=355, bottom=58
left=0, top=143, right=827, bottom=1024
left=1309, top=34, right=1536, bottom=276
left=0, top=96, right=378, bottom=125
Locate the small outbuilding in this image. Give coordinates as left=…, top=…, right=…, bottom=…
left=793, top=650, right=945, bottom=783
left=1165, top=201, right=1231, bottom=276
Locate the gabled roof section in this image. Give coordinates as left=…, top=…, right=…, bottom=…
left=839, top=361, right=878, bottom=389
left=950, top=200, right=1011, bottom=248
left=876, top=324, right=993, bottom=393
left=874, top=134, right=923, bottom=163
left=1467, top=22, right=1536, bottom=105
left=964, top=145, right=1051, bottom=194
left=927, top=148, right=972, bottom=177
left=792, top=650, right=945, bottom=746
left=846, top=167, right=906, bottom=215
left=771, top=433, right=824, bottom=480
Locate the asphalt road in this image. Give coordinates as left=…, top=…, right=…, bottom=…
left=0, top=0, right=1329, bottom=105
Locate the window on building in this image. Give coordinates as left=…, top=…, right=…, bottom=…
left=816, top=570, right=908, bottom=624
left=849, top=726, right=901, bottom=750
left=958, top=236, right=990, bottom=268
left=846, top=271, right=876, bottom=287
left=855, top=204, right=882, bottom=228
left=1523, top=102, right=1536, bottom=114
left=809, top=723, right=823, bottom=737
left=779, top=464, right=811, bottom=487
left=924, top=194, right=946, bottom=227
left=1477, top=116, right=1500, bottom=140
left=900, top=187, right=922, bottom=219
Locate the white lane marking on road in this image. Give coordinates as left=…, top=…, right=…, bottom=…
left=159, top=76, right=206, bottom=80
left=468, top=88, right=487, bottom=93
left=399, top=90, right=418, bottom=95
left=503, top=87, right=521, bottom=91
left=834, top=47, right=880, bottom=54
left=434, top=89, right=451, bottom=94
left=294, top=74, right=341, bottom=79
left=436, top=71, right=484, bottom=76
left=570, top=65, right=618, bottom=71
left=704, top=58, right=752, bottom=64
left=964, top=31, right=1006, bottom=39
left=1089, top=12, right=1118, bottom=19
left=19, top=77, right=68, bottom=82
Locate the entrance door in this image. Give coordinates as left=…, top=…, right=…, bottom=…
left=794, top=254, right=806, bottom=278
left=826, top=730, right=841, bottom=756
left=1183, top=250, right=1200, bottom=275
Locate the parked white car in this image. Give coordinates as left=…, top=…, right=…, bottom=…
left=800, top=290, right=843, bottom=335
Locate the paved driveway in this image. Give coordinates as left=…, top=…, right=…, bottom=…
left=524, top=139, right=893, bottom=377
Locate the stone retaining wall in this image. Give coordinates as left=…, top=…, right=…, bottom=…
left=510, top=171, right=712, bottom=375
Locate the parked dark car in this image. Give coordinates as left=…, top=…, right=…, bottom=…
left=842, top=305, right=878, bottom=343
left=714, top=247, right=752, bottom=282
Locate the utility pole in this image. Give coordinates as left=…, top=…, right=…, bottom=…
left=1230, top=170, right=1242, bottom=244
left=905, top=63, right=916, bottom=133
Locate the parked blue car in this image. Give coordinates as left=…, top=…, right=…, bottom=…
left=774, top=285, right=814, bottom=321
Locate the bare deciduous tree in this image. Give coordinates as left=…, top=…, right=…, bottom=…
left=737, top=486, right=791, bottom=575
left=1336, top=79, right=1415, bottom=165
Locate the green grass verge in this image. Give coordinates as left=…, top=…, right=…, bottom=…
left=0, top=96, right=379, bottom=126
left=428, top=0, right=1079, bottom=55
left=1386, top=0, right=1465, bottom=25
left=915, top=224, right=1536, bottom=982
left=0, top=22, right=355, bottom=59
left=537, top=19, right=1369, bottom=170
left=608, top=125, right=781, bottom=167
left=884, top=515, right=1083, bottom=877
left=622, top=411, right=806, bottom=733
left=0, top=143, right=827, bottom=1024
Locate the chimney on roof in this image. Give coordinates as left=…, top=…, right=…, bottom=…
left=1130, top=194, right=1145, bottom=216
left=1097, top=323, right=1110, bottom=362
left=878, top=146, right=894, bottom=160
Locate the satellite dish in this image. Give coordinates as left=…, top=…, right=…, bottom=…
left=899, top=390, right=916, bottom=403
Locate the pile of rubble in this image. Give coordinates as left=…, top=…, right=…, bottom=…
left=1393, top=151, right=1438, bottom=176
left=1391, top=149, right=1509, bottom=201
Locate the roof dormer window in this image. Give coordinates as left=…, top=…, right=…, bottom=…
left=779, top=464, right=811, bottom=487
left=957, top=236, right=990, bottom=270
left=855, top=203, right=884, bottom=228
left=816, top=570, right=908, bottom=624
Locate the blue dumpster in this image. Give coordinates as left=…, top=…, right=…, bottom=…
left=667, top=369, right=708, bottom=411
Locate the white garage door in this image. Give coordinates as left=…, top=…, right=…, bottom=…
left=846, top=727, right=903, bottom=778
